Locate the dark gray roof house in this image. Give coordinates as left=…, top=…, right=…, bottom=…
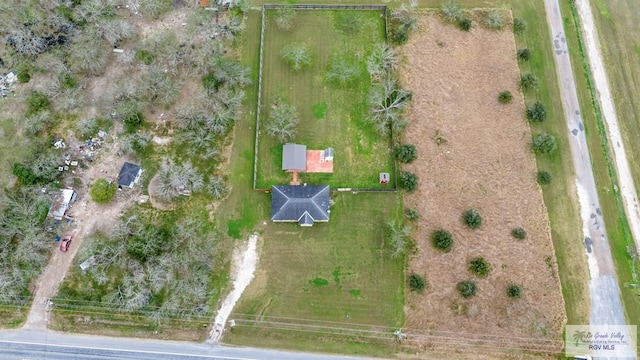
left=117, top=162, right=142, bottom=188
left=271, top=185, right=330, bottom=226
left=282, top=143, right=307, bottom=171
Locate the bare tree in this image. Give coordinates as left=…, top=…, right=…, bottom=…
left=265, top=101, right=299, bottom=143
left=275, top=6, right=296, bottom=31
left=119, top=132, right=152, bottom=155
left=207, top=177, right=228, bottom=200
left=156, top=160, right=205, bottom=200
left=325, top=58, right=358, bottom=84
left=104, top=77, right=140, bottom=108
left=212, top=57, right=251, bottom=89
left=368, top=76, right=412, bottom=136
left=24, top=111, right=52, bottom=135
left=281, top=43, right=312, bottom=71
left=184, top=40, right=224, bottom=76
left=97, top=18, right=134, bottom=46
left=0, top=188, right=53, bottom=302
left=179, top=130, right=214, bottom=152
left=482, top=10, right=505, bottom=30
left=386, top=220, right=412, bottom=258
left=210, top=86, right=245, bottom=113
left=29, top=151, right=61, bottom=182
left=69, top=29, right=110, bottom=76
left=391, top=4, right=418, bottom=32
left=34, top=52, right=67, bottom=74
left=117, top=50, right=136, bottom=68
left=138, top=0, right=173, bottom=19
left=440, top=1, right=462, bottom=23
left=74, top=0, right=115, bottom=24
left=366, top=43, right=400, bottom=80
left=215, top=16, right=245, bottom=42
left=143, top=67, right=180, bottom=109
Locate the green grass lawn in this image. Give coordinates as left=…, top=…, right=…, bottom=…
left=255, top=9, right=395, bottom=189
left=559, top=0, right=640, bottom=340
left=224, top=192, right=404, bottom=356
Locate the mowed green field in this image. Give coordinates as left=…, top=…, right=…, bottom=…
left=255, top=10, right=395, bottom=189
left=225, top=192, right=404, bottom=355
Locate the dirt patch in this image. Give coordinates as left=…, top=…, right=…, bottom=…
left=24, top=131, right=140, bottom=329
left=400, top=14, right=565, bottom=350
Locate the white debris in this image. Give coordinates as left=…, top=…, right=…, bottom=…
left=79, top=256, right=96, bottom=271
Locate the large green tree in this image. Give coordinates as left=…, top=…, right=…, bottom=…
left=90, top=178, right=117, bottom=204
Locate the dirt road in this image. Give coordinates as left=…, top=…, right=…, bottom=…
left=22, top=195, right=133, bottom=330
left=543, top=0, right=632, bottom=349
left=22, top=144, right=138, bottom=330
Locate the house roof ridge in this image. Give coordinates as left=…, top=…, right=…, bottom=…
left=309, top=185, right=329, bottom=218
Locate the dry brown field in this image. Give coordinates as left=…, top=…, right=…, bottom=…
left=400, top=14, right=566, bottom=350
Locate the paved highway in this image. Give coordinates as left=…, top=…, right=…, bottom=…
left=0, top=329, right=376, bottom=360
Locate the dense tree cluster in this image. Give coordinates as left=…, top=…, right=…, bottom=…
left=0, top=189, right=53, bottom=303
left=58, top=216, right=217, bottom=316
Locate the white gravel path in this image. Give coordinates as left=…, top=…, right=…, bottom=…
left=208, top=233, right=258, bottom=343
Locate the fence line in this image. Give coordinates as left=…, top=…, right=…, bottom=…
left=255, top=187, right=397, bottom=193
left=253, top=8, right=267, bottom=190
left=263, top=4, right=386, bottom=10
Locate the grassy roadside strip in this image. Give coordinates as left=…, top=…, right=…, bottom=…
left=0, top=302, right=30, bottom=328
left=510, top=1, right=589, bottom=328
left=560, top=0, right=640, bottom=336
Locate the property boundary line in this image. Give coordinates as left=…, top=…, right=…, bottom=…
left=263, top=4, right=386, bottom=10
left=253, top=4, right=398, bottom=193
left=252, top=7, right=267, bottom=191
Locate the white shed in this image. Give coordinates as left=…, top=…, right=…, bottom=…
left=322, top=148, right=334, bottom=162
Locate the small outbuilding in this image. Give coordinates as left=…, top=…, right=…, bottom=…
left=379, top=172, right=390, bottom=185
left=117, top=162, right=142, bottom=188
left=321, top=147, right=334, bottom=162
left=48, top=188, right=77, bottom=221
left=282, top=143, right=307, bottom=171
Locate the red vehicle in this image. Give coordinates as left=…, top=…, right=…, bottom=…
left=60, top=235, right=73, bottom=252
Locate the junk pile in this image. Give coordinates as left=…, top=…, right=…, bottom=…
left=0, top=71, right=17, bottom=98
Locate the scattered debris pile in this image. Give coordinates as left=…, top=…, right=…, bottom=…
left=0, top=70, right=17, bottom=98
left=77, top=130, right=108, bottom=163
left=52, top=130, right=108, bottom=174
